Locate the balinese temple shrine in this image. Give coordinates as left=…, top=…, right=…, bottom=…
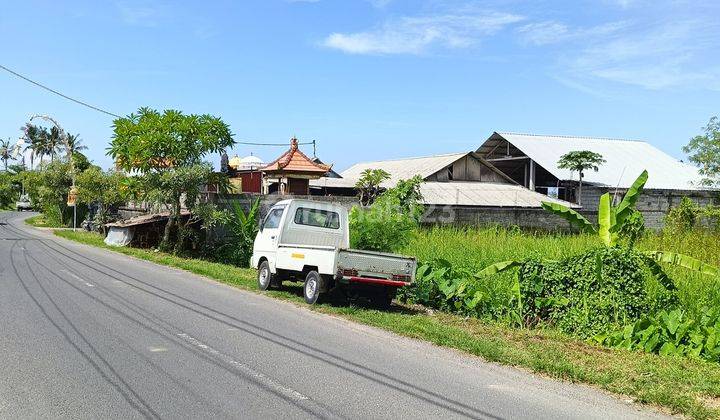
left=260, top=137, right=331, bottom=195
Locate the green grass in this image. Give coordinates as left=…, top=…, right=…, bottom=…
left=24, top=214, right=54, bottom=228
left=402, top=226, right=720, bottom=319
left=54, top=228, right=720, bottom=419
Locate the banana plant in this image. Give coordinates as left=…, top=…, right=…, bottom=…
left=541, top=170, right=648, bottom=247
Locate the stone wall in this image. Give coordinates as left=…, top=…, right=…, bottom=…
left=579, top=186, right=718, bottom=229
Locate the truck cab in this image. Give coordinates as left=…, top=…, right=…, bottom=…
left=251, top=199, right=416, bottom=307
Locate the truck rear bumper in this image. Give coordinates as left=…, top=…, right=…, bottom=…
left=345, top=276, right=410, bottom=287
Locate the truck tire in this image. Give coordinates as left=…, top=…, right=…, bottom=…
left=257, top=260, right=274, bottom=291
left=371, top=286, right=397, bottom=309
left=303, top=271, right=322, bottom=305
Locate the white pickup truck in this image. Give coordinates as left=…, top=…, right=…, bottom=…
left=251, top=199, right=417, bottom=306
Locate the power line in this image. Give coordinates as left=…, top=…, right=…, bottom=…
left=1, top=63, right=319, bottom=150
left=0, top=63, right=122, bottom=118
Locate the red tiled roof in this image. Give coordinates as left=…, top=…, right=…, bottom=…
left=261, top=137, right=331, bottom=174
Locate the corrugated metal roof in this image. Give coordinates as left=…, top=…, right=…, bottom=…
left=487, top=132, right=704, bottom=190
left=310, top=178, right=577, bottom=208
left=340, top=152, right=468, bottom=187
left=420, top=182, right=578, bottom=208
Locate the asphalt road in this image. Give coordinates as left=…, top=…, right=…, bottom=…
left=0, top=211, right=670, bottom=419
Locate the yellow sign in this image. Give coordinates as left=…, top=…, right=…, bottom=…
left=291, top=253, right=305, bottom=260
left=67, top=186, right=78, bottom=207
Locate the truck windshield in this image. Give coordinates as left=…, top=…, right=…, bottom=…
left=263, top=206, right=285, bottom=229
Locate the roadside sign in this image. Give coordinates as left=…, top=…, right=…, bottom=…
left=67, top=186, right=78, bottom=207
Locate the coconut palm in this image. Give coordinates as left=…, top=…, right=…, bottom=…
left=0, top=138, right=12, bottom=171
left=65, top=133, right=87, bottom=155
left=43, top=126, right=63, bottom=162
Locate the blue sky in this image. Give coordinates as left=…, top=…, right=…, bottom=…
left=1, top=0, right=718, bottom=171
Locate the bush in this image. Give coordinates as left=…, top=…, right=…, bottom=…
left=601, top=307, right=720, bottom=362
left=398, top=258, right=515, bottom=320
left=0, top=172, right=19, bottom=209
left=350, top=176, right=423, bottom=253
left=517, top=247, right=677, bottom=338
left=21, top=162, right=75, bottom=227
left=665, top=197, right=698, bottom=234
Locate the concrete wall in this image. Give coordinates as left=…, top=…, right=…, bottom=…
left=422, top=205, right=574, bottom=230
left=579, top=186, right=718, bottom=229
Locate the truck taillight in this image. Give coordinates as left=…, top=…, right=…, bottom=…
left=342, top=268, right=358, bottom=277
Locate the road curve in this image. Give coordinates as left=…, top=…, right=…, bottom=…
left=0, top=211, right=670, bottom=419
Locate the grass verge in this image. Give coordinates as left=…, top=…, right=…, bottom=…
left=24, top=214, right=53, bottom=227
left=54, top=229, right=720, bottom=419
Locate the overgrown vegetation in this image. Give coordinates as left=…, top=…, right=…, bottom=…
left=349, top=175, right=423, bottom=252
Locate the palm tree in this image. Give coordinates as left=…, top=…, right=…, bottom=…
left=21, top=123, right=52, bottom=169
left=0, top=138, right=12, bottom=171
left=43, top=126, right=62, bottom=162
left=65, top=133, right=87, bottom=155
left=557, top=150, right=606, bottom=206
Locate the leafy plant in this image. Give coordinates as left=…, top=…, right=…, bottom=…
left=355, top=168, right=390, bottom=205
left=217, top=198, right=260, bottom=267
left=350, top=176, right=423, bottom=252
left=600, top=307, right=720, bottom=362
left=542, top=170, right=648, bottom=246
left=665, top=197, right=699, bottom=234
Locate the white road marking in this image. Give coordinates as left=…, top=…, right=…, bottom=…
left=177, top=333, right=309, bottom=401
left=61, top=269, right=95, bottom=287
left=149, top=347, right=168, bottom=353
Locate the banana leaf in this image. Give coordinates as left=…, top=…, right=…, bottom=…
left=541, top=201, right=596, bottom=233
left=613, top=170, right=648, bottom=229
left=643, top=256, right=676, bottom=290
left=475, top=260, right=522, bottom=277
left=645, top=251, right=720, bottom=277
left=598, top=193, right=616, bottom=246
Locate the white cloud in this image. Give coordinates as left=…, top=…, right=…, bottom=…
left=322, top=11, right=524, bottom=55
left=116, top=1, right=160, bottom=27
left=563, top=20, right=720, bottom=90
left=517, top=21, right=627, bottom=46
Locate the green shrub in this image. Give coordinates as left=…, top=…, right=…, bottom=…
left=665, top=197, right=699, bottom=234
left=0, top=172, right=19, bottom=209
left=517, top=247, right=677, bottom=338
left=350, top=176, right=423, bottom=253
left=398, top=259, right=516, bottom=320
left=600, top=307, right=720, bottom=362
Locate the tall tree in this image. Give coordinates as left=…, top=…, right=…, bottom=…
left=43, top=126, right=62, bottom=162
left=108, top=107, right=234, bottom=246
left=683, top=116, right=720, bottom=187
left=0, top=138, right=12, bottom=171
left=21, top=123, right=43, bottom=169
left=65, top=133, right=87, bottom=154
left=557, top=150, right=606, bottom=206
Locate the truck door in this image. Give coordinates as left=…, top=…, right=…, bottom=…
left=254, top=205, right=286, bottom=270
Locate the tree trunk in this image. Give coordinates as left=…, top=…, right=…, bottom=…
left=162, top=197, right=182, bottom=246
left=578, top=172, right=583, bottom=206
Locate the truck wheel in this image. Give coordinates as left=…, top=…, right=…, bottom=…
left=371, top=286, right=397, bottom=309
left=257, top=260, right=273, bottom=291
left=303, top=271, right=322, bottom=304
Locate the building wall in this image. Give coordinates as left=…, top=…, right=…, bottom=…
left=423, top=206, right=574, bottom=230
left=426, top=155, right=510, bottom=183
left=579, top=186, right=718, bottom=229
